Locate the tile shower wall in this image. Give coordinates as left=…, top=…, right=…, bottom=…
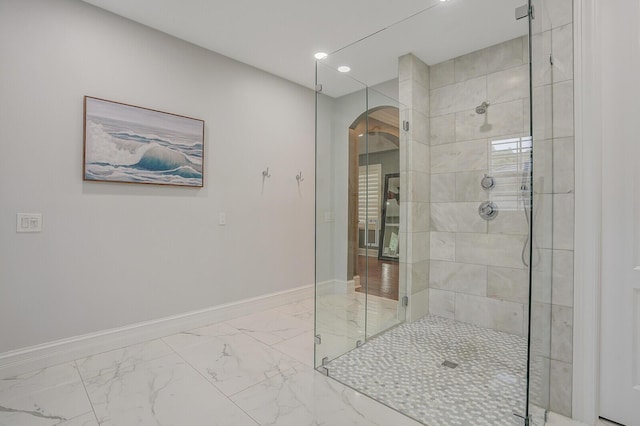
left=399, top=54, right=431, bottom=322
left=530, top=0, right=575, bottom=417
left=428, top=36, right=531, bottom=337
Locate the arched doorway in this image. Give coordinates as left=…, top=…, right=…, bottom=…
left=347, top=106, right=400, bottom=300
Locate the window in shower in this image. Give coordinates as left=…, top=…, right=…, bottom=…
left=490, top=136, right=533, bottom=211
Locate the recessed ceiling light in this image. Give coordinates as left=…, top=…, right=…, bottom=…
left=338, top=66, right=351, bottom=73
left=314, top=52, right=328, bottom=60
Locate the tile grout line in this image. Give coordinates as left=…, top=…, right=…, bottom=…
left=73, top=360, right=101, bottom=425
left=165, top=335, right=262, bottom=426
left=161, top=314, right=311, bottom=424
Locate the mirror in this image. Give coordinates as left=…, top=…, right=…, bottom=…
left=378, top=173, right=400, bottom=261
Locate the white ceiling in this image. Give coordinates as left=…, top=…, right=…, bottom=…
left=82, top=0, right=528, bottom=98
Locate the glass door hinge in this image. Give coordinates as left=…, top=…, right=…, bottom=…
left=315, top=84, right=323, bottom=93
left=515, top=4, right=534, bottom=20
left=315, top=334, right=321, bottom=345
left=513, top=411, right=531, bottom=425
left=402, top=296, right=409, bottom=307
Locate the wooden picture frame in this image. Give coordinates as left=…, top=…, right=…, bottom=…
left=83, top=96, right=205, bottom=187
left=378, top=173, right=400, bottom=261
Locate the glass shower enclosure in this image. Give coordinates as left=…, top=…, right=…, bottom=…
left=314, top=1, right=557, bottom=424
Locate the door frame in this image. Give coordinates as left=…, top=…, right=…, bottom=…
left=573, top=0, right=601, bottom=422
left=572, top=0, right=639, bottom=423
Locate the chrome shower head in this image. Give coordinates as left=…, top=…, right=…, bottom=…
left=475, top=101, right=490, bottom=114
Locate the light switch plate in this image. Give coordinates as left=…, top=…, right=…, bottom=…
left=17, top=213, right=42, bottom=233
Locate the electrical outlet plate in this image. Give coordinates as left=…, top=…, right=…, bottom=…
left=16, top=213, right=42, bottom=233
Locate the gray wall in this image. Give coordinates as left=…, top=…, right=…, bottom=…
left=0, top=0, right=315, bottom=353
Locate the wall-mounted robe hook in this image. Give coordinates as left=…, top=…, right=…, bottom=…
left=296, top=171, right=304, bottom=182
left=262, top=167, right=271, bottom=178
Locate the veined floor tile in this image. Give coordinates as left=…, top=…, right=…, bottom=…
left=272, top=331, right=315, bottom=367
left=0, top=363, right=92, bottom=426
left=271, top=298, right=315, bottom=325
left=162, top=322, right=242, bottom=351
left=165, top=327, right=299, bottom=396
left=272, top=298, right=314, bottom=317
left=226, top=310, right=313, bottom=345
left=55, top=411, right=99, bottom=426
left=84, top=353, right=257, bottom=426
left=230, top=364, right=422, bottom=426
left=76, top=338, right=173, bottom=380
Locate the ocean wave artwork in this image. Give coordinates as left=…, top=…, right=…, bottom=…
left=83, top=97, right=204, bottom=187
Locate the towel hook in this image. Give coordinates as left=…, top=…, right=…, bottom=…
left=262, top=167, right=271, bottom=178
left=296, top=171, right=304, bottom=182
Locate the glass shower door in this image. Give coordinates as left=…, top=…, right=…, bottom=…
left=314, top=61, right=369, bottom=368
left=312, top=0, right=561, bottom=424
left=314, top=62, right=408, bottom=368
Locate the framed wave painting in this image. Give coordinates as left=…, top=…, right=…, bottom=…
left=83, top=96, right=204, bottom=187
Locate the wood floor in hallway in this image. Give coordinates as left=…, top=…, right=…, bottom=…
left=355, top=255, right=399, bottom=300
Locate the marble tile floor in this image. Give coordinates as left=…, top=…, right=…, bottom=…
left=0, top=298, right=420, bottom=426
left=315, top=291, right=403, bottom=364
left=0, top=296, right=590, bottom=426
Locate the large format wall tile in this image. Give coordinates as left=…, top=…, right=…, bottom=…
left=430, top=231, right=455, bottom=262
left=551, top=305, right=573, bottom=363
left=488, top=65, right=529, bottom=104
left=531, top=249, right=553, bottom=304
left=529, top=302, right=552, bottom=356
left=431, top=76, right=487, bottom=116
left=549, top=359, right=572, bottom=417
left=486, top=37, right=526, bottom=74
left=551, top=23, right=574, bottom=84
left=407, top=140, right=430, bottom=173
left=455, top=100, right=524, bottom=141
left=488, top=210, right=529, bottom=236
left=454, top=293, right=524, bottom=335
left=552, top=249, right=574, bottom=307
left=408, top=201, right=430, bottom=233
left=455, top=233, right=526, bottom=269
left=553, top=137, right=575, bottom=194
left=552, top=193, right=574, bottom=250
left=454, top=49, right=487, bottom=83
left=410, top=260, right=430, bottom=294
left=408, top=231, right=430, bottom=263
left=429, top=59, right=454, bottom=90
left=488, top=266, right=529, bottom=303
left=430, top=113, right=456, bottom=145
left=428, top=288, right=455, bottom=318
left=552, top=80, right=574, bottom=138
left=431, top=202, right=487, bottom=233
left=431, top=139, right=488, bottom=173
left=455, top=170, right=489, bottom=202
left=430, top=260, right=487, bottom=296
left=533, top=85, right=553, bottom=140
left=431, top=173, right=456, bottom=202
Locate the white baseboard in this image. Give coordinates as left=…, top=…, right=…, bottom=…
left=0, top=284, right=313, bottom=379
left=316, top=279, right=355, bottom=296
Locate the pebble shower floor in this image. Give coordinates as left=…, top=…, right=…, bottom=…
left=325, top=315, right=532, bottom=426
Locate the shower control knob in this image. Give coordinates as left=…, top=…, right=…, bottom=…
left=478, top=201, right=499, bottom=220
left=480, top=174, right=496, bottom=190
